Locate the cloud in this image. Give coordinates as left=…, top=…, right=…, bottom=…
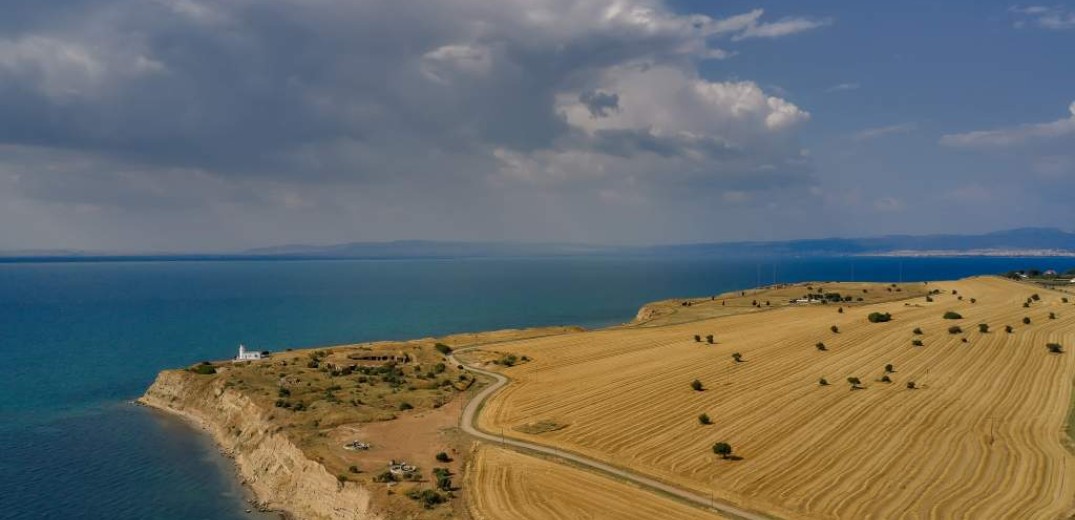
left=732, top=16, right=833, bottom=41
left=825, top=82, right=860, bottom=93
left=873, top=196, right=905, bottom=212
left=0, top=0, right=825, bottom=249
left=578, top=90, right=621, bottom=118
left=939, top=101, right=1075, bottom=148
left=1010, top=5, right=1075, bottom=30
left=852, top=122, right=916, bottom=141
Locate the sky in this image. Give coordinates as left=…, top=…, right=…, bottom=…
left=0, top=0, right=1073, bottom=252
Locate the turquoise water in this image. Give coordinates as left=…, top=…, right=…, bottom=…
left=2, top=256, right=1072, bottom=519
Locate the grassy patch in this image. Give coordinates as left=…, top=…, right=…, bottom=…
left=513, top=420, right=568, bottom=434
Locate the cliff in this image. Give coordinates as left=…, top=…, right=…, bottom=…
left=139, top=370, right=382, bottom=520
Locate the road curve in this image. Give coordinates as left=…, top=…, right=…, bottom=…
left=448, top=348, right=775, bottom=520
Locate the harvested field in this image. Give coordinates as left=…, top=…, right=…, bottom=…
left=465, top=445, right=728, bottom=520
left=476, top=277, right=1075, bottom=519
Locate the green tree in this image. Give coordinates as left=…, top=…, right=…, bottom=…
left=943, top=311, right=962, bottom=320
left=712, top=442, right=733, bottom=459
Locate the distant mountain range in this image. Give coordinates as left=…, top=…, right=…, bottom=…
left=4, top=227, right=1075, bottom=261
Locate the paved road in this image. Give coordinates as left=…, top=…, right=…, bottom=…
left=448, top=349, right=774, bottom=520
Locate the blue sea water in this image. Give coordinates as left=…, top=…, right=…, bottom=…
left=2, top=256, right=1073, bottom=519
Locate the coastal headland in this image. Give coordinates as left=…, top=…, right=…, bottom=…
left=142, top=276, right=1075, bottom=519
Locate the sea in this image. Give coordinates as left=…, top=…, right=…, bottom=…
left=2, top=255, right=1073, bottom=519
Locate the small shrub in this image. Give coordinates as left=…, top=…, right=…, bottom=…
left=830, top=325, right=840, bottom=334
left=1032, top=293, right=1041, bottom=301
left=912, top=327, right=923, bottom=335
left=399, top=402, right=414, bottom=411
left=372, top=470, right=396, bottom=483
left=818, top=378, right=829, bottom=386
left=978, top=323, right=989, bottom=333
left=912, top=339, right=924, bottom=347
left=190, top=363, right=216, bottom=375
left=961, top=338, right=969, bottom=343
left=1023, top=302, right=1030, bottom=308
left=884, top=363, right=894, bottom=373
left=698, top=413, right=712, bottom=425
left=435, top=452, right=452, bottom=463
left=1023, top=317, right=1031, bottom=325
left=943, top=311, right=962, bottom=320
left=948, top=325, right=963, bottom=334
left=1047, top=343, right=1064, bottom=353
left=706, top=334, right=715, bottom=344
left=712, top=442, right=733, bottom=459
left=847, top=377, right=862, bottom=388
left=1063, top=297, right=1069, bottom=304
left=348, top=465, right=360, bottom=474
left=815, top=342, right=827, bottom=351
left=1005, top=325, right=1013, bottom=333
left=925, top=296, right=934, bottom=302
left=867, top=312, right=892, bottom=323
left=731, top=352, right=743, bottom=363
left=970, top=298, right=977, bottom=304
left=1049, top=312, right=1057, bottom=320
left=337, top=474, right=348, bottom=483
left=690, top=379, right=704, bottom=392
left=694, top=335, right=701, bottom=342
left=880, top=375, right=892, bottom=383
left=838, top=307, right=844, bottom=314
left=906, top=381, right=917, bottom=389
left=434, top=343, right=452, bottom=355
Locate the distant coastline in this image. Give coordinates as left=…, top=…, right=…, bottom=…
left=860, top=249, right=1075, bottom=258
left=5, top=227, right=1075, bottom=262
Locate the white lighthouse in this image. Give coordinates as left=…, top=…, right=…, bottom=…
left=235, top=344, right=265, bottom=361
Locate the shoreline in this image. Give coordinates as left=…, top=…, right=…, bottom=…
left=134, top=399, right=291, bottom=520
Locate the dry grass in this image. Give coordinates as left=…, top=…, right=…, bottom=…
left=187, top=326, right=573, bottom=518
left=465, top=445, right=729, bottom=520
left=476, top=277, right=1075, bottom=519
left=630, top=281, right=928, bottom=327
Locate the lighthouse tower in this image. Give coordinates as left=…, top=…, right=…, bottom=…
left=236, top=344, right=264, bottom=361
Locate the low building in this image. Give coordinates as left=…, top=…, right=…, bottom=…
left=235, top=344, right=268, bottom=362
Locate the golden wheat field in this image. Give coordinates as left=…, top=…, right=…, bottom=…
left=474, top=277, right=1075, bottom=519
left=464, top=445, right=729, bottom=520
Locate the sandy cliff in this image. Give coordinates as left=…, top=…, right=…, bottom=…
left=139, top=370, right=382, bottom=520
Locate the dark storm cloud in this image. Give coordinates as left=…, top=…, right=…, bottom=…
left=0, top=0, right=825, bottom=249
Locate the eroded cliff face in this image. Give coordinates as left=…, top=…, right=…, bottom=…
left=139, top=370, right=382, bottom=520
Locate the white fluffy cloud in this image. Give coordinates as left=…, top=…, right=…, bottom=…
left=1010, top=5, right=1075, bottom=30
left=940, top=101, right=1075, bottom=148
left=0, top=0, right=828, bottom=249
